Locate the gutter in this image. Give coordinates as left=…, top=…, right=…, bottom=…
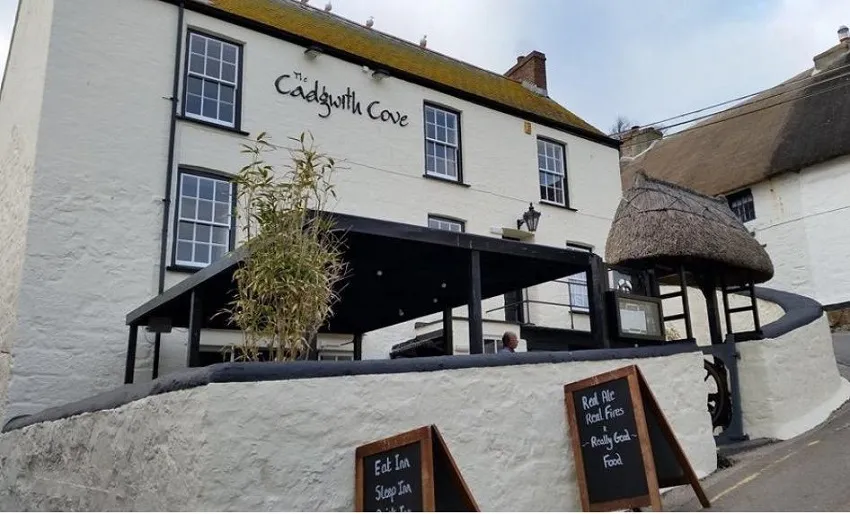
left=152, top=0, right=186, bottom=379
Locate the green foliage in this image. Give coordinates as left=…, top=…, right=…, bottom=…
left=224, top=131, right=348, bottom=362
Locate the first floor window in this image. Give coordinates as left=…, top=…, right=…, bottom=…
left=727, top=188, right=755, bottom=223
left=538, top=138, right=567, bottom=205
left=428, top=215, right=464, bottom=232
left=175, top=171, right=234, bottom=268
left=184, top=31, right=241, bottom=127
left=567, top=272, right=589, bottom=312
left=424, top=103, right=461, bottom=180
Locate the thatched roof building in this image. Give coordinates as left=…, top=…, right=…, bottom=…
left=620, top=41, right=850, bottom=196
left=606, top=172, right=774, bottom=285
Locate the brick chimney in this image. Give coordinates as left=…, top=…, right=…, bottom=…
left=505, top=51, right=547, bottom=96
left=620, top=126, right=663, bottom=159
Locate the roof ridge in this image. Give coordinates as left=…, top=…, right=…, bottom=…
left=276, top=0, right=536, bottom=92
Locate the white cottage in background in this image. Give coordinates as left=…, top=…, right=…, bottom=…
left=0, top=0, right=623, bottom=421
left=621, top=27, right=850, bottom=311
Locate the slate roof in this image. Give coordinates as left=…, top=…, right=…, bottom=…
left=195, top=0, right=605, bottom=139
left=621, top=43, right=850, bottom=196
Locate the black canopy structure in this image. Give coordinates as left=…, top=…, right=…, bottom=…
left=124, top=211, right=601, bottom=382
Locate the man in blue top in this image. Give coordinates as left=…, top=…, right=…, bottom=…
left=499, top=331, right=518, bottom=353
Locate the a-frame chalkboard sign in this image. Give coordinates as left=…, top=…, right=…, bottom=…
left=563, top=365, right=710, bottom=512
left=355, top=425, right=480, bottom=512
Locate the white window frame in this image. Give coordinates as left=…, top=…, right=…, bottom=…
left=184, top=31, right=241, bottom=128
left=424, top=104, right=461, bottom=181
left=483, top=337, right=501, bottom=354
left=538, top=138, right=568, bottom=206
left=318, top=351, right=354, bottom=362
left=567, top=273, right=590, bottom=313
left=727, top=188, right=755, bottom=223
left=427, top=215, right=464, bottom=233
left=174, top=171, right=234, bottom=269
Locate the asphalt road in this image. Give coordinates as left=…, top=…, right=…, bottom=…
left=662, top=334, right=850, bottom=511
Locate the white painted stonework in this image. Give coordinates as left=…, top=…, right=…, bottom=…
left=737, top=315, right=850, bottom=440
left=0, top=352, right=716, bottom=511
left=0, top=0, right=619, bottom=420
left=743, top=155, right=850, bottom=307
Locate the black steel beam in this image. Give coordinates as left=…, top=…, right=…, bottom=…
left=468, top=251, right=483, bottom=354
left=588, top=254, right=610, bottom=348
left=152, top=336, right=161, bottom=380
left=442, top=307, right=453, bottom=355
left=124, top=324, right=138, bottom=385
left=353, top=333, right=363, bottom=361
left=186, top=290, right=203, bottom=368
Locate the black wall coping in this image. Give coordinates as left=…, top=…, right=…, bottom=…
left=2, top=341, right=699, bottom=433
left=752, top=286, right=824, bottom=339
left=1, top=287, right=824, bottom=433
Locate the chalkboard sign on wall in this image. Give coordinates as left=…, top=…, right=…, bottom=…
left=355, top=425, right=479, bottom=512
left=564, top=365, right=710, bottom=512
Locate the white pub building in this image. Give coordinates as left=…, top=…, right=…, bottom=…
left=0, top=0, right=622, bottom=421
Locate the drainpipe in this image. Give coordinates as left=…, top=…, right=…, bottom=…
left=152, top=0, right=185, bottom=379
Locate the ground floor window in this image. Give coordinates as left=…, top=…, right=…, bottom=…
left=427, top=214, right=465, bottom=232
left=483, top=337, right=501, bottom=354
left=567, top=273, right=589, bottom=312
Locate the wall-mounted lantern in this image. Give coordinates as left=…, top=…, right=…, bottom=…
left=516, top=203, right=541, bottom=232
left=371, top=69, right=391, bottom=81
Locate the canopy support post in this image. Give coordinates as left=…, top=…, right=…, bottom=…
left=124, top=324, right=138, bottom=384
left=353, top=333, right=363, bottom=361
left=186, top=290, right=203, bottom=368
left=468, top=250, right=483, bottom=354
left=442, top=307, right=454, bottom=356
left=152, top=333, right=161, bottom=380
left=700, top=276, right=724, bottom=346
left=588, top=254, right=610, bottom=348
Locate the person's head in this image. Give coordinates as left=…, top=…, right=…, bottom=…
left=502, top=331, right=518, bottom=350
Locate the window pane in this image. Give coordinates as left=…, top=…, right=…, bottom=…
left=212, top=226, right=228, bottom=244
left=197, top=200, right=213, bottom=221
left=180, top=197, right=196, bottom=219
left=436, top=159, right=446, bottom=176
left=186, top=94, right=202, bottom=116
left=446, top=128, right=456, bottom=145
left=211, top=245, right=225, bottom=262
left=194, top=243, right=210, bottom=264
left=187, top=76, right=203, bottom=96
left=219, top=103, right=234, bottom=123
left=208, top=39, right=222, bottom=59
left=202, top=98, right=218, bottom=118
left=203, top=81, right=219, bottom=100
left=196, top=224, right=211, bottom=243
left=220, top=84, right=234, bottom=104
left=222, top=63, right=236, bottom=83
left=222, top=44, right=237, bottom=64
left=176, top=241, right=193, bottom=262
left=198, top=178, right=214, bottom=199
left=446, top=114, right=456, bottom=129
left=436, top=126, right=446, bottom=142
left=425, top=107, right=435, bottom=123
left=178, top=221, right=194, bottom=240
left=436, top=144, right=445, bottom=159
left=215, top=181, right=230, bottom=201
left=182, top=175, right=198, bottom=197
left=426, top=141, right=436, bottom=158
left=206, top=57, right=221, bottom=78
left=190, top=34, right=206, bottom=54
left=214, top=202, right=230, bottom=224
left=436, top=110, right=445, bottom=126
left=189, top=54, right=205, bottom=74
left=426, top=155, right=435, bottom=172
left=426, top=123, right=436, bottom=139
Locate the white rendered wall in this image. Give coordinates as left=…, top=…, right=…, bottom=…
left=737, top=315, right=850, bottom=440
left=743, top=155, right=850, bottom=307
left=0, top=352, right=715, bottom=511
left=0, top=0, right=55, bottom=423
left=1, top=0, right=176, bottom=420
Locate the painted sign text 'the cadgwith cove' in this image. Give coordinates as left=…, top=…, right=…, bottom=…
left=274, top=72, right=409, bottom=126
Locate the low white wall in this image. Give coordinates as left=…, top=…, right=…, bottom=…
left=0, top=352, right=716, bottom=511
left=738, top=314, right=850, bottom=440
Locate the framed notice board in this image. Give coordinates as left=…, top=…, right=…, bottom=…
left=355, top=425, right=479, bottom=512
left=563, top=365, right=709, bottom=512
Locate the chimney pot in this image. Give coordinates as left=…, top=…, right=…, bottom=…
left=840, top=25, right=850, bottom=42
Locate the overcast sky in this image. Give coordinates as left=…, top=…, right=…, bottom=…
left=0, top=0, right=847, bottom=133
